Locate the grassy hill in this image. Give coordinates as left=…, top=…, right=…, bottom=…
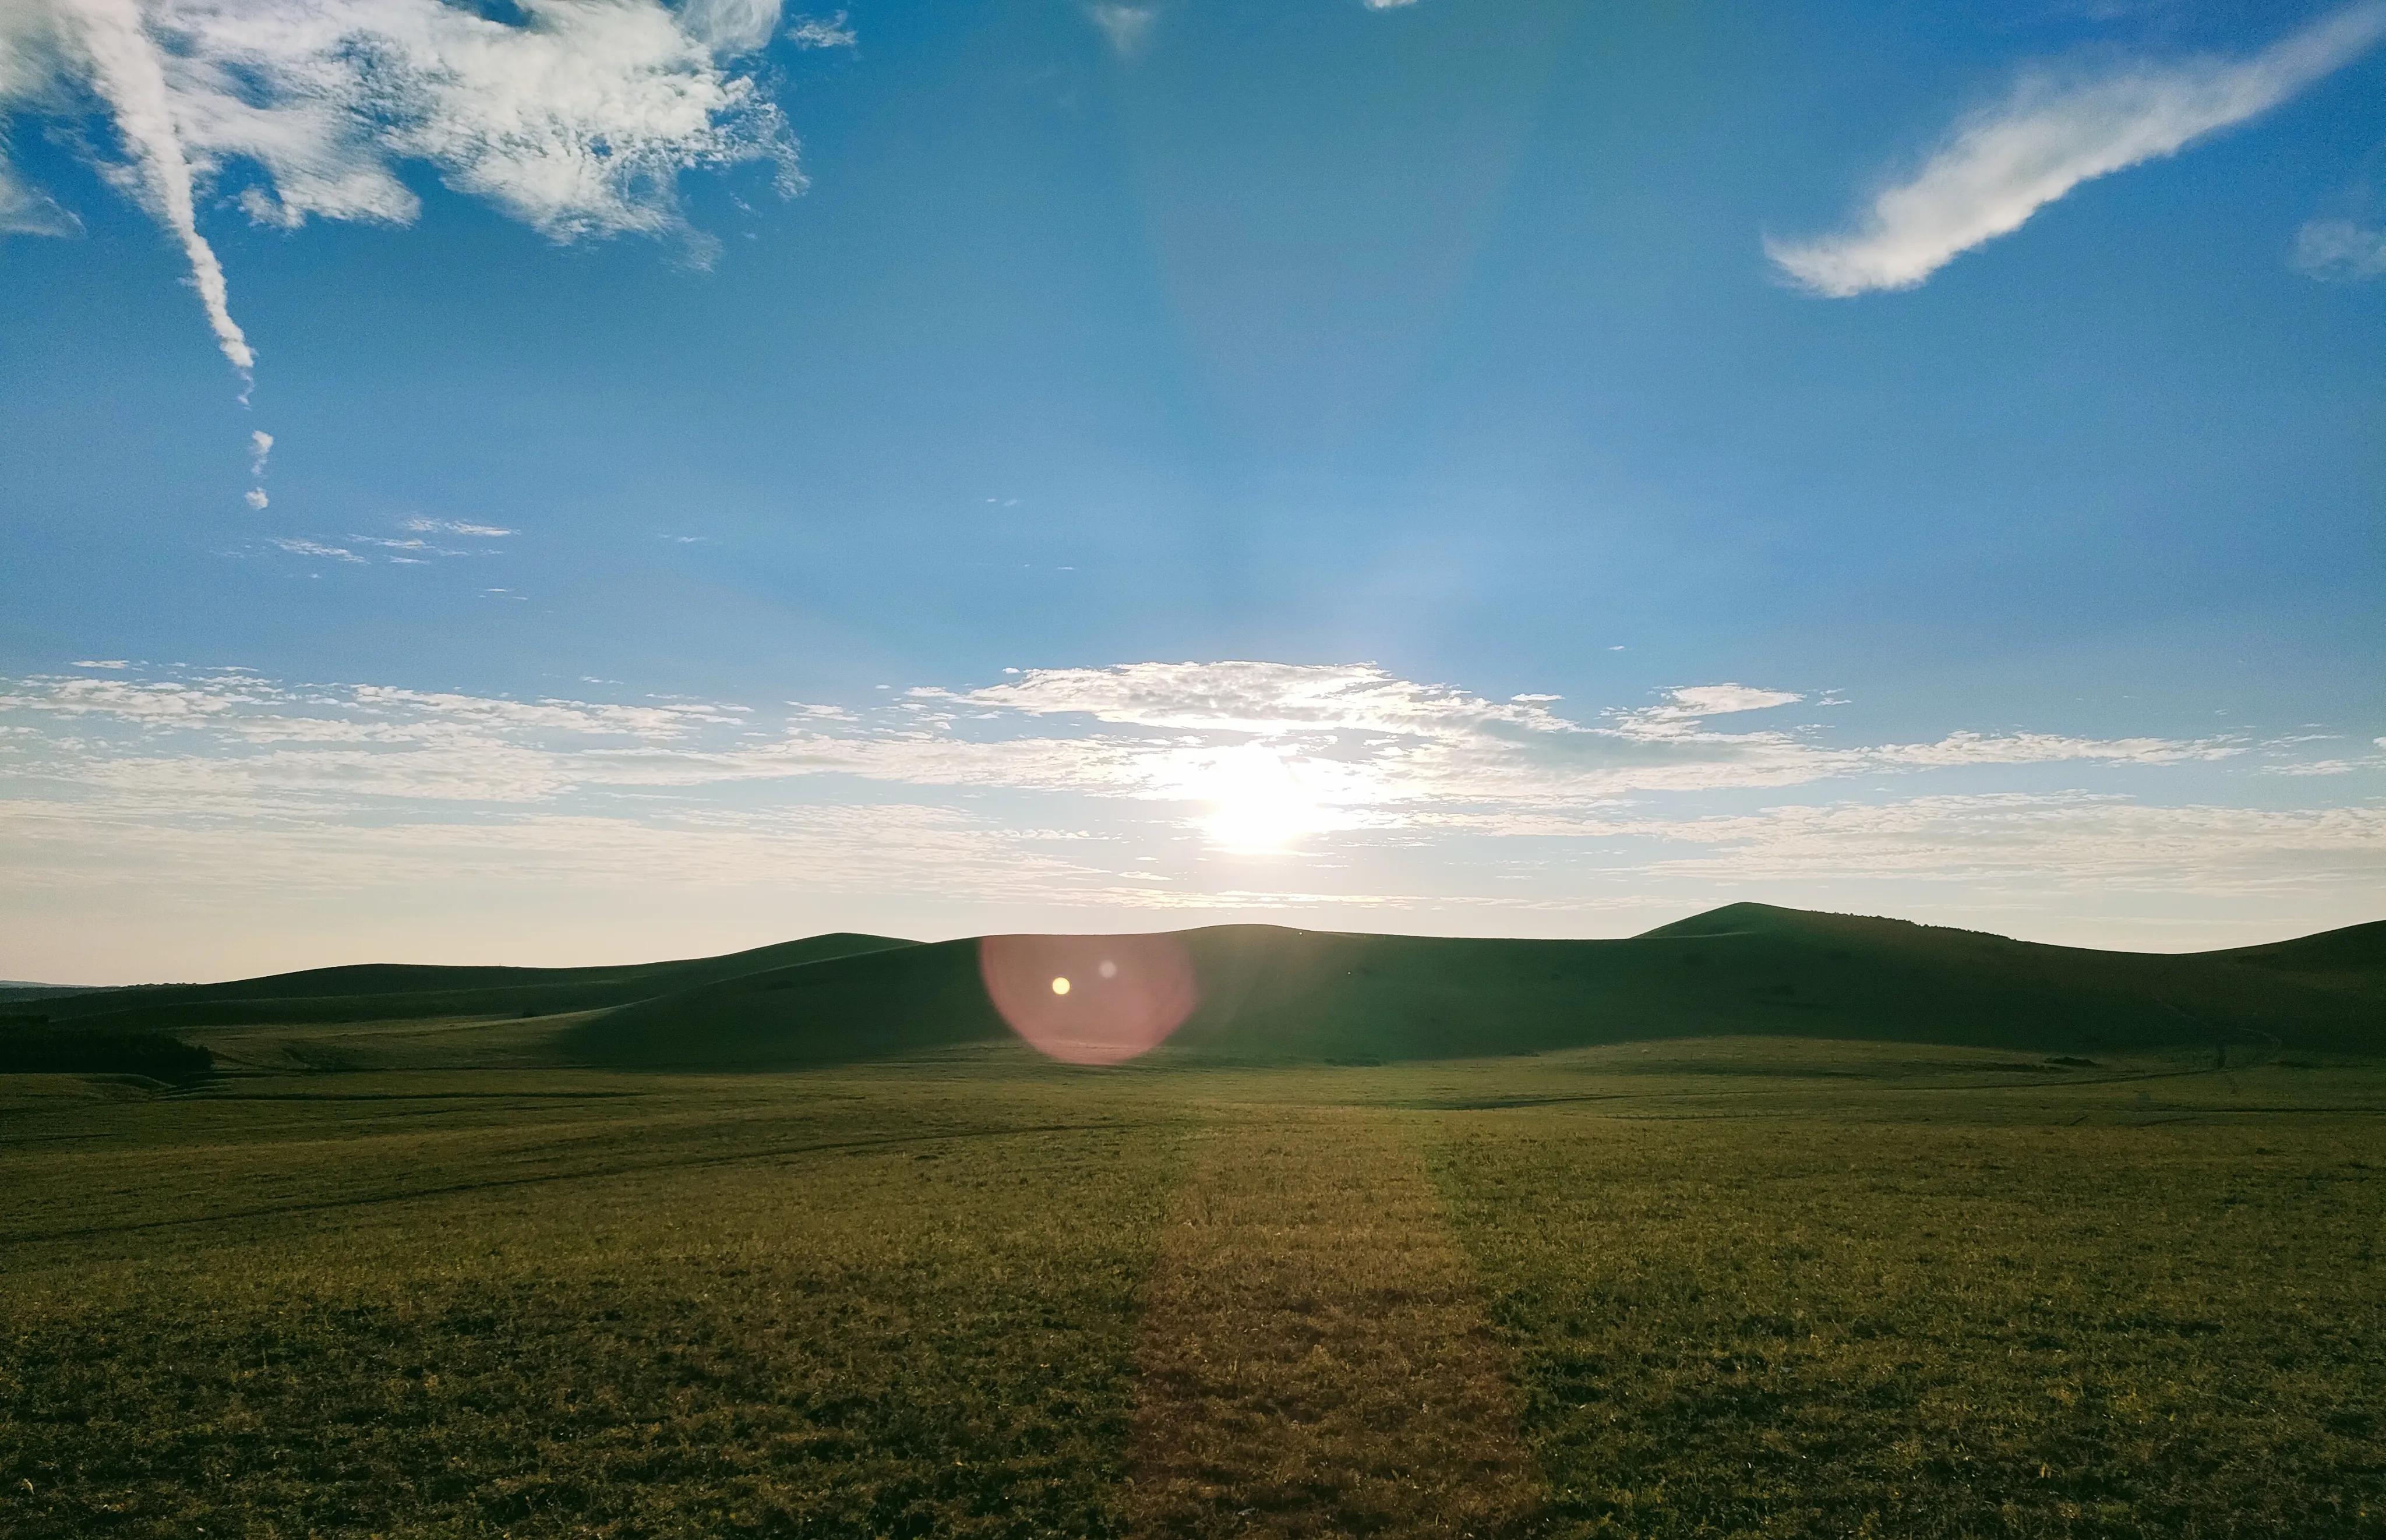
left=564, top=902, right=2384, bottom=1070
left=0, top=933, right=913, bottom=1033
left=10, top=904, right=2378, bottom=1073
left=0, top=983, right=113, bottom=1005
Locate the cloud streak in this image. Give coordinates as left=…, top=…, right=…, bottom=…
left=245, top=427, right=271, bottom=507
left=0, top=658, right=2273, bottom=820
left=2, top=661, right=2377, bottom=960
left=264, top=536, right=360, bottom=563
left=2294, top=217, right=2386, bottom=281
left=64, top=0, right=255, bottom=373
left=1770, top=3, right=2386, bottom=296
left=0, top=0, right=800, bottom=380
left=404, top=517, right=514, bottom=538
left=1087, top=3, right=1159, bottom=59
left=785, top=10, right=855, bottom=50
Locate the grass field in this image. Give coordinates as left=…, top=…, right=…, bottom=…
left=5, top=1034, right=2381, bottom=1538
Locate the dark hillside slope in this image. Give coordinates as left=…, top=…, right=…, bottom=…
left=564, top=906, right=2385, bottom=1071
left=0, top=983, right=114, bottom=1005
left=0, top=933, right=914, bottom=1032
left=2202, top=919, right=2386, bottom=987
left=567, top=938, right=1008, bottom=1068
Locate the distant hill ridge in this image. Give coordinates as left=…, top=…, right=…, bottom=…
left=0, top=933, right=911, bottom=1032
left=8, top=904, right=2374, bottom=1070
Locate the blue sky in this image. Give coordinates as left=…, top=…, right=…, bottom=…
left=2, top=0, right=2382, bottom=981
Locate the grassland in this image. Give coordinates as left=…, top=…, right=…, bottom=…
left=12, top=906, right=2381, bottom=1073
left=5, top=1031, right=2381, bottom=1538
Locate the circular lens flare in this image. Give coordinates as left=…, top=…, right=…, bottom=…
left=980, top=934, right=1199, bottom=1065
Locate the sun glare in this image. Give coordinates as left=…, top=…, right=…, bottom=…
left=1194, top=746, right=1329, bottom=853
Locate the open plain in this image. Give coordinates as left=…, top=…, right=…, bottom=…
left=5, top=907, right=2383, bottom=1538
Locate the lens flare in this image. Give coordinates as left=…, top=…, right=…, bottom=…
left=980, top=933, right=1199, bottom=1065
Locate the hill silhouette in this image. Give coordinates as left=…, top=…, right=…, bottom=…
left=559, top=905, right=2384, bottom=1069
left=0, top=933, right=912, bottom=1033
left=8, top=905, right=2378, bottom=1071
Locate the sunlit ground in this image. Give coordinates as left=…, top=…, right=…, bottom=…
left=6, top=1048, right=2382, bottom=1537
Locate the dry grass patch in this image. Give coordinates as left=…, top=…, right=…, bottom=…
left=1130, top=1107, right=1540, bottom=1538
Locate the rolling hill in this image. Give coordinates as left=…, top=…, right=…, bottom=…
left=560, top=904, right=2386, bottom=1069
left=6, top=905, right=2379, bottom=1073
left=0, top=932, right=913, bottom=1033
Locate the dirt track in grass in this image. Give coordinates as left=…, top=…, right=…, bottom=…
left=1128, top=1107, right=1541, bottom=1538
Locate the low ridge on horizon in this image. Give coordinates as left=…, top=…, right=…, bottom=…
left=10, top=902, right=2377, bottom=1082
left=25, top=899, right=2386, bottom=995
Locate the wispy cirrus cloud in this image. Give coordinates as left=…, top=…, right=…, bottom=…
left=1584, top=794, right=2386, bottom=897
left=2294, top=216, right=2386, bottom=280
left=0, top=658, right=2268, bottom=819
left=1770, top=3, right=2386, bottom=296
left=265, top=536, right=361, bottom=564
left=0, top=154, right=77, bottom=235
left=785, top=10, right=855, bottom=50
left=1086, top=3, right=1159, bottom=59
left=0, top=0, right=801, bottom=384
left=243, top=429, right=273, bottom=507
left=260, top=516, right=511, bottom=566
left=1609, top=684, right=1803, bottom=736
left=404, top=518, right=515, bottom=539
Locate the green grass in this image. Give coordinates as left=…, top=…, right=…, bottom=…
left=1428, top=1065, right=2386, bottom=1538
left=3, top=1059, right=1190, bottom=1538
left=3, top=1043, right=2383, bottom=1537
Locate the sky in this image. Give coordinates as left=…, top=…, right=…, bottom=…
left=2, top=0, right=2383, bottom=983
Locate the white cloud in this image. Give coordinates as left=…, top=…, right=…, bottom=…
left=1770, top=3, right=2386, bottom=296
left=1871, top=729, right=2239, bottom=768
left=264, top=520, right=514, bottom=563
left=1087, top=3, right=1159, bottom=58
left=1663, top=683, right=1801, bottom=716
left=0, top=0, right=799, bottom=376
left=678, top=0, right=782, bottom=55
left=1604, top=794, right=2386, bottom=896
left=0, top=155, right=78, bottom=235
left=60, top=0, right=256, bottom=373
left=1612, top=683, right=1803, bottom=736
left=352, top=535, right=458, bottom=555
left=265, top=536, right=361, bottom=562
left=0, top=660, right=2266, bottom=828
left=948, top=660, right=1544, bottom=736
left=245, top=427, right=272, bottom=506
left=70, top=659, right=130, bottom=669
left=2293, top=216, right=2386, bottom=281
left=873, top=662, right=2256, bottom=815
left=785, top=10, right=855, bottom=49
left=404, top=517, right=515, bottom=538
left=3, top=663, right=2377, bottom=946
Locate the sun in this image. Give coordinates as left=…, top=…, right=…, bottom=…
left=1194, top=746, right=1329, bottom=853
